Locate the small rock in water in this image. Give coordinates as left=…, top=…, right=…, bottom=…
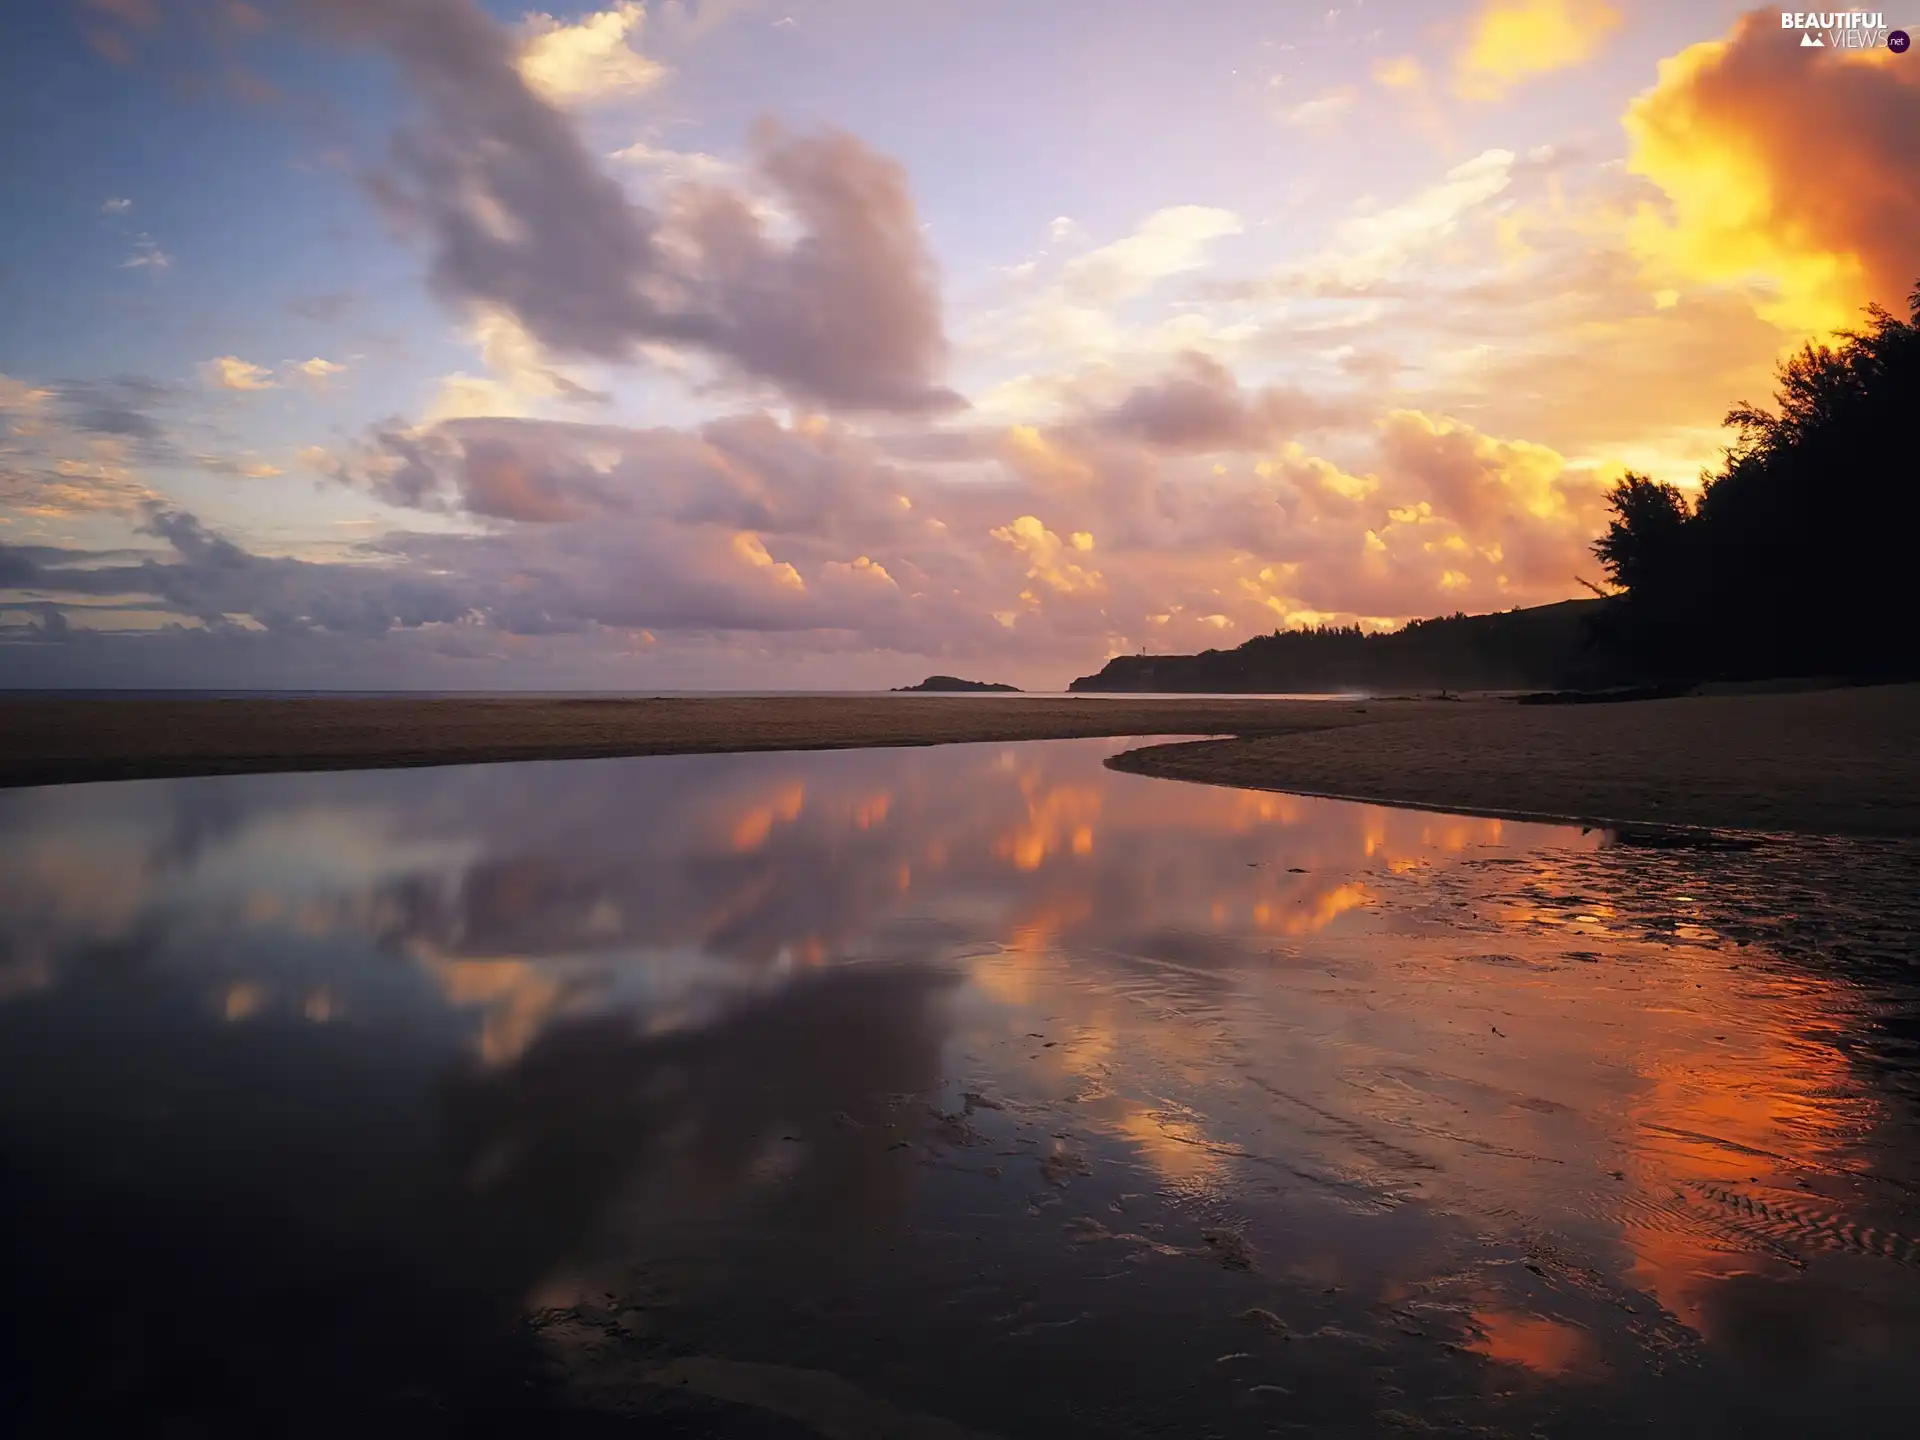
left=1039, top=1149, right=1092, bottom=1186
left=1203, top=1228, right=1258, bottom=1271
left=1237, top=1307, right=1292, bottom=1335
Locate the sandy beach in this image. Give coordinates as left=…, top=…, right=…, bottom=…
left=1113, top=682, right=1920, bottom=838
left=3, top=684, right=1915, bottom=837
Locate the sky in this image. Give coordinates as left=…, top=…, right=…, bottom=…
left=1, top=0, right=1915, bottom=691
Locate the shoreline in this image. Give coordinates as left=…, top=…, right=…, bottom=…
left=3, top=686, right=1914, bottom=839
left=1108, top=682, right=1920, bottom=840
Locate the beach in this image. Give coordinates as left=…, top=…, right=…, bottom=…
left=1114, top=682, right=1920, bottom=838
left=3, top=683, right=1915, bottom=837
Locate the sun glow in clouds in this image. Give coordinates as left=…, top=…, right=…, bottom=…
left=6, top=0, right=1917, bottom=688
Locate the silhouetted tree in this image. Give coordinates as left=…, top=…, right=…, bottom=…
left=1594, top=473, right=1693, bottom=595
left=1589, top=283, right=1920, bottom=680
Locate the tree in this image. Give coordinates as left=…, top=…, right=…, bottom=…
left=1587, top=283, right=1920, bottom=680
left=1593, top=473, right=1692, bottom=595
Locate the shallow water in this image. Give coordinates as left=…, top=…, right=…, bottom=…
left=3, top=738, right=1918, bottom=1437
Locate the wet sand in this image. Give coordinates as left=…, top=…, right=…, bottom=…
left=0, top=693, right=1409, bottom=789
left=3, top=684, right=1916, bottom=838
left=1113, top=682, right=1920, bottom=838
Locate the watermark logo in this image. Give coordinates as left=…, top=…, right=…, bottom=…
left=1780, top=11, right=1904, bottom=48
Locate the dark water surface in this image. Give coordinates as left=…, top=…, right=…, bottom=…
left=3, top=739, right=1918, bottom=1437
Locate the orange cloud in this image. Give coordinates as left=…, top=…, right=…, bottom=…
left=1455, top=0, right=1620, bottom=100
left=1624, top=9, right=1920, bottom=334
left=732, top=531, right=806, bottom=590
left=517, top=2, right=665, bottom=105
left=1372, top=55, right=1425, bottom=91
left=203, top=355, right=276, bottom=391
left=990, top=515, right=1103, bottom=598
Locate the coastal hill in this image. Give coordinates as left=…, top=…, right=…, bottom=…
left=1069, top=599, right=1611, bottom=694
left=893, top=675, right=1021, bottom=692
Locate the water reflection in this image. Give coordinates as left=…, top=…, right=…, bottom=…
left=2, top=739, right=1917, bottom=1436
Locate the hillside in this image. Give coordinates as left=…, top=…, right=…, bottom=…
left=1069, top=599, right=1615, bottom=693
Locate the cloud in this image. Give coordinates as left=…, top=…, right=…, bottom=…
left=990, top=515, right=1102, bottom=599
left=1279, top=90, right=1357, bottom=127
left=50, top=377, right=173, bottom=448
left=453, top=435, right=587, bottom=521
left=7, top=391, right=1618, bottom=678
left=0, top=373, right=55, bottom=416
left=426, top=308, right=605, bottom=422
left=1623, top=7, right=1920, bottom=334
left=120, top=235, right=171, bottom=271
left=294, top=0, right=956, bottom=413
left=1455, top=0, right=1621, bottom=101
left=1, top=376, right=168, bottom=517
left=1341, top=150, right=1515, bottom=267
left=1231, top=149, right=1516, bottom=297
left=1059, top=206, right=1244, bottom=308
left=101, top=197, right=132, bottom=214
left=665, top=121, right=961, bottom=411
left=607, top=138, right=732, bottom=186
left=517, top=2, right=667, bottom=105
left=1087, top=351, right=1352, bottom=452
left=960, top=208, right=1252, bottom=380
left=1372, top=56, right=1425, bottom=90
left=287, top=356, right=349, bottom=386
left=204, top=356, right=278, bottom=391
left=1, top=460, right=159, bottom=519
left=196, top=453, right=286, bottom=479
left=422, top=374, right=532, bottom=424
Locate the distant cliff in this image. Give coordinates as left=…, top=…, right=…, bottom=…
left=1069, top=600, right=1620, bottom=693
left=893, top=675, right=1021, bottom=692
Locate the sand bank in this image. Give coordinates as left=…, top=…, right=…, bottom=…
left=1110, top=682, right=1920, bottom=839
left=0, top=694, right=1394, bottom=789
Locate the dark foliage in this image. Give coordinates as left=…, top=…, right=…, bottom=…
left=1590, top=286, right=1920, bottom=680
left=1069, top=599, right=1619, bottom=692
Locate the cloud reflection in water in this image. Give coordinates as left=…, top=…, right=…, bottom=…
left=2, top=739, right=1918, bottom=1435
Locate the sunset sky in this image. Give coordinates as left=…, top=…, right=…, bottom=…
left=2, top=0, right=1915, bottom=690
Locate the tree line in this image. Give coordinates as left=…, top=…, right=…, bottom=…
left=1068, top=600, right=1606, bottom=692
left=1591, top=285, right=1920, bottom=681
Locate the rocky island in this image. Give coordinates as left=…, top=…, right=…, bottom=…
left=891, top=675, right=1021, bottom=692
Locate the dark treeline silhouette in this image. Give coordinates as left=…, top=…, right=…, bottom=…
left=1591, top=286, right=1920, bottom=681
left=1068, top=599, right=1615, bottom=692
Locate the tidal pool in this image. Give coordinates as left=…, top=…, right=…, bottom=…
left=3, top=738, right=1918, bottom=1437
